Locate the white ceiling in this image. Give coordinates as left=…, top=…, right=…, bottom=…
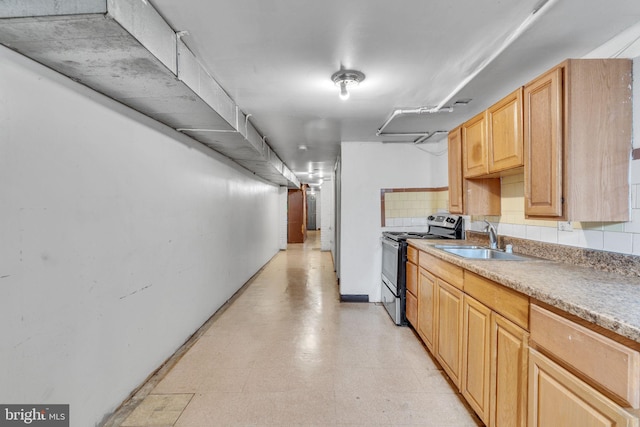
left=149, top=0, right=640, bottom=185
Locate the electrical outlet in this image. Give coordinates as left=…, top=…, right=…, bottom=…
left=558, top=221, right=573, bottom=232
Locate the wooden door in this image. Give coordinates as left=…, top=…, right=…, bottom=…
left=491, top=314, right=528, bottom=427
left=417, top=268, right=437, bottom=352
left=463, top=111, right=489, bottom=178
left=448, top=127, right=464, bottom=213
left=405, top=261, right=418, bottom=327
left=436, top=279, right=464, bottom=390
left=489, top=88, right=524, bottom=173
left=287, top=188, right=306, bottom=243
left=462, top=296, right=492, bottom=424
left=524, top=66, right=563, bottom=218
left=528, top=349, right=637, bottom=427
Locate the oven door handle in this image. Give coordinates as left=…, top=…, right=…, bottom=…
left=382, top=274, right=397, bottom=293
left=381, top=238, right=400, bottom=250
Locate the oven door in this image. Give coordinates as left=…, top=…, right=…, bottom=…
left=381, top=236, right=403, bottom=325
left=381, top=275, right=401, bottom=325
left=381, top=237, right=400, bottom=287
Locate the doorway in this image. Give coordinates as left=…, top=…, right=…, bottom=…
left=287, top=187, right=306, bottom=243
left=307, top=190, right=317, bottom=230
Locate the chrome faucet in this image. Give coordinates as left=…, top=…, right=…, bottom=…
left=484, top=220, right=498, bottom=249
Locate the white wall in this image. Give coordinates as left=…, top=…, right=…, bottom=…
left=321, top=178, right=335, bottom=252
left=339, top=141, right=448, bottom=300
left=278, top=186, right=288, bottom=249
left=0, top=46, right=280, bottom=426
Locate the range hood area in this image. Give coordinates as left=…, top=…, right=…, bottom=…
left=0, top=0, right=300, bottom=189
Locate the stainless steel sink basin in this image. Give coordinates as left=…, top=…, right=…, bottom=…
left=433, top=245, right=485, bottom=250
left=433, top=245, right=535, bottom=261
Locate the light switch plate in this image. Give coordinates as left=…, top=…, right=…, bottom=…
left=558, top=221, right=573, bottom=232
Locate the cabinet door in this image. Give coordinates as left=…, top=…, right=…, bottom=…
left=418, top=268, right=437, bottom=352
left=491, top=314, right=528, bottom=427
left=489, top=88, right=524, bottom=173
left=406, top=261, right=418, bottom=327
left=448, top=126, right=464, bottom=214
left=462, top=296, right=492, bottom=424
left=530, top=304, right=640, bottom=409
left=528, top=349, right=638, bottom=427
left=436, top=279, right=464, bottom=390
left=463, top=111, right=489, bottom=178
left=524, top=66, right=563, bottom=218
left=406, top=290, right=418, bottom=328
left=406, top=261, right=418, bottom=296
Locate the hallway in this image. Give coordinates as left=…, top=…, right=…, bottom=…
left=107, top=231, right=481, bottom=426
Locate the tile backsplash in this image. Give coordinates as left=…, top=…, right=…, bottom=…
left=472, top=161, right=640, bottom=255
left=381, top=188, right=449, bottom=227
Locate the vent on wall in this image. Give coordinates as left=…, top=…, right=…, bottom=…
left=0, top=0, right=300, bottom=189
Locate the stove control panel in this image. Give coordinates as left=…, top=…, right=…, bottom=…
left=427, top=214, right=461, bottom=229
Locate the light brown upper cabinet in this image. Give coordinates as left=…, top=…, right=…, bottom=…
left=523, top=59, right=632, bottom=221
left=448, top=126, right=501, bottom=216
left=523, top=66, right=564, bottom=218
left=448, top=126, right=464, bottom=214
left=487, top=88, right=524, bottom=173
left=463, top=88, right=524, bottom=179
left=462, top=111, right=489, bottom=178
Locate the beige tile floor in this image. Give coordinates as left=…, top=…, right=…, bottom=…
left=109, top=231, right=482, bottom=426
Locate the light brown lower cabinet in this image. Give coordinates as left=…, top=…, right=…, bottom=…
left=405, top=259, right=418, bottom=327
left=462, top=296, right=492, bottom=424
left=417, top=267, right=437, bottom=352
left=462, top=295, right=529, bottom=427
left=416, top=250, right=464, bottom=391
left=413, top=248, right=640, bottom=427
left=405, top=290, right=418, bottom=328
left=436, top=279, right=464, bottom=390
left=528, top=348, right=638, bottom=427
left=491, top=312, right=528, bottom=427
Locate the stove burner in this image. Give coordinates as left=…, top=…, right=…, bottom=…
left=382, top=231, right=441, bottom=242
left=382, top=213, right=464, bottom=242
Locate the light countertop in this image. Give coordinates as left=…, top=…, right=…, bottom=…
left=408, top=239, right=640, bottom=343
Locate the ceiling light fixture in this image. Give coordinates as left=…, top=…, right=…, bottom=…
left=331, top=69, right=365, bottom=100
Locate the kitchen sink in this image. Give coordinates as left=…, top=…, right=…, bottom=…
left=433, top=245, right=485, bottom=250
left=433, top=245, right=535, bottom=261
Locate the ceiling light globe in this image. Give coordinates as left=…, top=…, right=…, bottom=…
left=339, top=82, right=350, bottom=100
left=331, top=69, right=365, bottom=101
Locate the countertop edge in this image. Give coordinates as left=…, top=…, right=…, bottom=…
left=407, top=239, right=640, bottom=344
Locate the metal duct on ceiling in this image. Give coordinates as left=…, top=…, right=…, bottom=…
left=0, top=0, right=300, bottom=189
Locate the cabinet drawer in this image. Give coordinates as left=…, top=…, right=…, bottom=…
left=419, top=251, right=463, bottom=289
left=406, top=261, right=418, bottom=296
left=530, top=304, right=640, bottom=408
left=407, top=245, right=419, bottom=264
left=464, top=271, right=529, bottom=330
left=529, top=348, right=638, bottom=426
